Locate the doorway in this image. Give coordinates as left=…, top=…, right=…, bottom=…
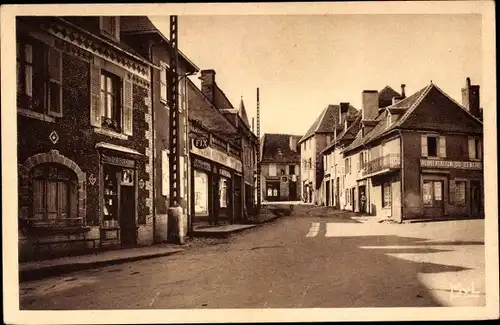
left=358, top=185, right=366, bottom=214
left=325, top=180, right=331, bottom=206
left=120, top=184, right=136, bottom=245
left=289, top=181, right=297, bottom=201
left=470, top=180, right=482, bottom=217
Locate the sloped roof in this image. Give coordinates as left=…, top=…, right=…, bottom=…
left=187, top=78, right=238, bottom=137
left=320, top=115, right=362, bottom=154
left=299, top=104, right=358, bottom=143
left=379, top=86, right=401, bottom=108
left=261, top=134, right=302, bottom=163
left=120, top=16, right=199, bottom=72
left=343, top=82, right=483, bottom=154
left=238, top=98, right=251, bottom=129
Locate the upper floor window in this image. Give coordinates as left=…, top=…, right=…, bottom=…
left=421, top=134, right=446, bottom=158
left=100, top=71, right=121, bottom=132
left=268, top=164, right=276, bottom=177
left=17, top=37, right=62, bottom=118
left=90, top=64, right=133, bottom=136
left=468, top=137, right=482, bottom=160
left=100, top=17, right=120, bottom=41
left=358, top=152, right=364, bottom=171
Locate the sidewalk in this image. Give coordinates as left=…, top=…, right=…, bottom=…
left=19, top=244, right=184, bottom=282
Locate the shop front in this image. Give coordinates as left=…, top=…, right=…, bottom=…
left=98, top=144, right=144, bottom=247
left=190, top=144, right=243, bottom=230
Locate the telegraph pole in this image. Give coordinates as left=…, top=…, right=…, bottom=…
left=168, top=15, right=184, bottom=244
left=256, top=88, right=261, bottom=211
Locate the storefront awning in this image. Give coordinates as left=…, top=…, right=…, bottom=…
left=95, top=142, right=143, bottom=156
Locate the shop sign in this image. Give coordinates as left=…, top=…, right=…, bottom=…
left=193, top=135, right=209, bottom=149
left=191, top=145, right=243, bottom=172
left=420, top=159, right=482, bottom=170
left=193, top=158, right=212, bottom=172
left=101, top=154, right=135, bottom=168
left=219, top=168, right=232, bottom=179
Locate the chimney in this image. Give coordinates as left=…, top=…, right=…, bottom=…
left=461, top=77, right=480, bottom=118
left=289, top=136, right=297, bottom=152
left=200, top=69, right=216, bottom=103
left=401, top=84, right=406, bottom=98
left=339, top=102, right=350, bottom=125
left=362, top=90, right=379, bottom=120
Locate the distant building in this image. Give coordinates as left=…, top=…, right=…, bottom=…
left=260, top=134, right=302, bottom=202
left=337, top=79, right=483, bottom=221
left=298, top=103, right=358, bottom=204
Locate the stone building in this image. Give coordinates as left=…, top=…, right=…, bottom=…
left=17, top=16, right=156, bottom=260
left=298, top=103, right=358, bottom=204
left=260, top=134, right=302, bottom=202
left=339, top=79, right=483, bottom=221
left=119, top=16, right=199, bottom=241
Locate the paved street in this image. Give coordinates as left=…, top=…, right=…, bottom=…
left=20, top=206, right=485, bottom=309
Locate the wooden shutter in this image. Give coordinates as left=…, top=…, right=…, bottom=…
left=421, top=134, right=428, bottom=157
left=357, top=154, right=361, bottom=171
left=468, top=137, right=475, bottom=159
left=47, top=47, right=63, bottom=117
left=438, top=136, right=447, bottom=158
left=58, top=181, right=69, bottom=219
left=160, top=64, right=167, bottom=102
left=162, top=150, right=169, bottom=196
left=33, top=179, right=45, bottom=219
left=122, top=79, right=133, bottom=136
left=90, top=64, right=102, bottom=127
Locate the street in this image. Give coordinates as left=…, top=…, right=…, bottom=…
left=19, top=206, right=485, bottom=309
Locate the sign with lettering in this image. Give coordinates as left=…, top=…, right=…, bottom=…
left=191, top=145, right=243, bottom=173
left=193, top=158, right=212, bottom=172
left=101, top=154, right=135, bottom=168
left=420, top=159, right=482, bottom=170
left=219, top=168, right=232, bottom=179
left=193, top=135, right=209, bottom=149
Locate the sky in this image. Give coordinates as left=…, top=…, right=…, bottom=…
left=149, top=14, right=482, bottom=137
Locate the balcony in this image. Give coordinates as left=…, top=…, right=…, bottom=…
left=361, top=153, right=401, bottom=178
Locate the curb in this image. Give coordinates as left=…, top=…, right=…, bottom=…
left=19, top=249, right=184, bottom=282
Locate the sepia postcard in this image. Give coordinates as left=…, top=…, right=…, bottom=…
left=1, top=1, right=498, bottom=324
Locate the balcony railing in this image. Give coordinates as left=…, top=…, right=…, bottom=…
left=363, top=153, right=401, bottom=176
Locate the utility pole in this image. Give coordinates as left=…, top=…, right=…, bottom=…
left=256, top=88, right=261, bottom=211
left=167, top=15, right=184, bottom=244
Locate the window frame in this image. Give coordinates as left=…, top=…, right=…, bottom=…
left=99, top=17, right=120, bottom=41
left=100, top=70, right=122, bottom=132
left=427, top=135, right=439, bottom=158
left=382, top=182, right=391, bottom=208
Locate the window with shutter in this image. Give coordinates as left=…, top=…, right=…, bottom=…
left=90, top=64, right=102, bottom=127
left=100, top=17, right=120, bottom=41
left=421, top=134, right=428, bottom=157
left=438, top=136, right=447, bottom=158
left=122, top=78, right=133, bottom=136
left=47, top=47, right=62, bottom=117
left=162, top=150, right=170, bottom=196
left=468, top=137, right=480, bottom=160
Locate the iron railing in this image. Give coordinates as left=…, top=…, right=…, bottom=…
left=363, top=153, right=400, bottom=175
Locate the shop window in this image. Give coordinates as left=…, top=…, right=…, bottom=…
left=219, top=178, right=228, bottom=208
left=194, top=170, right=209, bottom=216
left=422, top=180, right=443, bottom=207
left=17, top=37, right=62, bottom=118
left=30, top=164, right=78, bottom=225
left=468, top=137, right=482, bottom=160
left=454, top=181, right=466, bottom=206
left=382, top=182, right=391, bottom=208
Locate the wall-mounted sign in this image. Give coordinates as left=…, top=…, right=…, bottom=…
left=219, top=168, right=232, bottom=179
left=193, top=135, right=209, bottom=149
left=193, top=158, right=212, bottom=172
left=420, top=159, right=482, bottom=170
left=191, top=145, right=243, bottom=173
left=121, top=169, right=134, bottom=186
left=281, top=176, right=288, bottom=183
left=101, top=154, right=135, bottom=168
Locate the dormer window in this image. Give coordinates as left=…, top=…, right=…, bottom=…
left=100, top=17, right=120, bottom=41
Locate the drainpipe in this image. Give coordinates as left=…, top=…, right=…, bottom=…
left=397, top=129, right=404, bottom=223
left=149, top=41, right=157, bottom=244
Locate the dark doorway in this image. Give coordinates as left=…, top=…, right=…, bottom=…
left=119, top=184, right=136, bottom=246
left=289, top=181, right=297, bottom=201
left=233, top=179, right=242, bottom=223
left=325, top=180, right=331, bottom=206
left=335, top=178, right=340, bottom=209
left=470, top=180, right=482, bottom=217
